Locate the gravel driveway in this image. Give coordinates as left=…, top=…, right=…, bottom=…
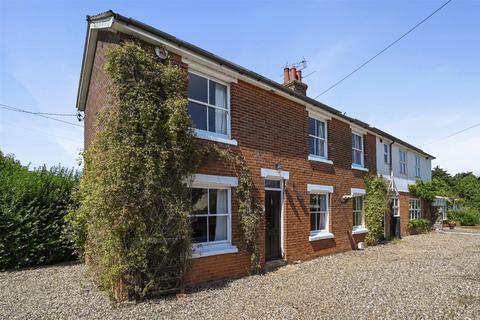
left=1, top=232, right=479, bottom=320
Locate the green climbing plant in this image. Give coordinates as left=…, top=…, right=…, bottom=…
left=66, top=41, right=203, bottom=301
left=364, top=175, right=388, bottom=245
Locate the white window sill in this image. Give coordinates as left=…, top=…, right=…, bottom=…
left=308, top=155, right=333, bottom=165
left=194, top=129, right=238, bottom=146
left=352, top=227, right=368, bottom=235
left=309, top=231, right=334, bottom=241
left=191, top=244, right=238, bottom=259
left=351, top=165, right=369, bottom=172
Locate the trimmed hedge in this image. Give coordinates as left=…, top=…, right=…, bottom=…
left=0, top=151, right=79, bottom=270
left=448, top=208, right=480, bottom=226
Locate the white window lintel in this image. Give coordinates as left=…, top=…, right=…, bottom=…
left=184, top=58, right=238, bottom=84
left=307, top=107, right=332, bottom=121
left=351, top=188, right=366, bottom=196
left=307, top=184, right=334, bottom=194
left=188, top=174, right=238, bottom=188
left=260, top=168, right=289, bottom=180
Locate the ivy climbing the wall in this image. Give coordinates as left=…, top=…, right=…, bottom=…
left=66, top=41, right=203, bottom=301
left=364, top=175, right=388, bottom=245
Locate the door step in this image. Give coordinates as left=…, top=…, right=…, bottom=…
left=265, top=259, right=287, bottom=272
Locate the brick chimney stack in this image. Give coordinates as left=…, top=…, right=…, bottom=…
left=283, top=66, right=308, bottom=96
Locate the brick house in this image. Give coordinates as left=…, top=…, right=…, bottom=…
left=76, top=11, right=435, bottom=287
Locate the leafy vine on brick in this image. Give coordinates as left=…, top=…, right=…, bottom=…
left=66, top=41, right=203, bottom=301
left=364, top=175, right=388, bottom=245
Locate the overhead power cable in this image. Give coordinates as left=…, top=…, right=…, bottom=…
left=0, top=103, right=83, bottom=128
left=426, top=122, right=480, bottom=145
left=313, top=0, right=453, bottom=99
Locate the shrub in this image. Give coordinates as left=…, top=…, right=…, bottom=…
left=0, top=151, right=79, bottom=270
left=406, top=218, right=430, bottom=234
left=448, top=208, right=480, bottom=226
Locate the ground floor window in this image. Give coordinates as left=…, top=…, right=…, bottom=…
left=353, top=196, right=364, bottom=228
left=409, top=198, right=421, bottom=220
left=310, top=193, right=329, bottom=233
left=392, top=197, right=399, bottom=217
left=190, top=187, right=230, bottom=244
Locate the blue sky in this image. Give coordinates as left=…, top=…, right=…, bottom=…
left=1, top=0, right=479, bottom=175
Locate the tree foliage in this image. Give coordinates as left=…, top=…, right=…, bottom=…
left=364, top=175, right=388, bottom=245
left=0, top=151, right=79, bottom=270
left=67, top=42, right=202, bottom=300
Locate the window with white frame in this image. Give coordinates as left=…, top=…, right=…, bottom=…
left=353, top=196, right=364, bottom=228
left=190, top=187, right=230, bottom=244
left=384, top=143, right=389, bottom=164
left=310, top=194, right=329, bottom=233
left=352, top=132, right=364, bottom=167
left=309, top=117, right=327, bottom=159
left=187, top=72, right=229, bottom=136
left=409, top=198, right=421, bottom=220
left=392, top=197, right=399, bottom=217
left=399, top=150, right=407, bottom=175
left=415, top=156, right=421, bottom=177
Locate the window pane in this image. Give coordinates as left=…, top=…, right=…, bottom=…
left=188, top=73, right=208, bottom=103
left=310, top=211, right=316, bottom=231
left=208, top=107, right=227, bottom=135
left=319, top=140, right=326, bottom=157
left=318, top=121, right=325, bottom=139
left=188, top=101, right=207, bottom=131
left=192, top=188, right=208, bottom=215
left=191, top=216, right=207, bottom=243
left=209, top=216, right=227, bottom=241
left=319, top=212, right=327, bottom=230
left=319, top=194, right=327, bottom=211
left=310, top=194, right=319, bottom=209
left=309, top=136, right=316, bottom=155
left=353, top=150, right=362, bottom=165
left=265, top=180, right=281, bottom=189
left=210, top=189, right=227, bottom=214
left=209, top=81, right=227, bottom=109
left=309, top=118, right=316, bottom=136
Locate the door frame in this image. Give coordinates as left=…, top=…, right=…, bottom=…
left=264, top=180, right=284, bottom=260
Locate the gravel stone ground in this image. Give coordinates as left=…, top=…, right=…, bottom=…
left=1, top=232, right=479, bottom=320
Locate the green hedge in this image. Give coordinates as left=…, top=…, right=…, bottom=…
left=0, top=151, right=79, bottom=270
left=406, top=218, right=430, bottom=234
left=448, top=208, right=480, bottom=226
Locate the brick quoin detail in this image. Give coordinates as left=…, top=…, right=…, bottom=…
left=84, top=30, right=412, bottom=288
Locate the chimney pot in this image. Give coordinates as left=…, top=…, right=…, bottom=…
left=289, top=67, right=297, bottom=82
left=296, top=70, right=302, bottom=82
left=283, top=67, right=290, bottom=84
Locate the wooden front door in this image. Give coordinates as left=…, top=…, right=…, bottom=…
left=265, top=189, right=282, bottom=261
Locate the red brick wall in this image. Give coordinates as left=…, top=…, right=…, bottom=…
left=84, top=30, right=376, bottom=287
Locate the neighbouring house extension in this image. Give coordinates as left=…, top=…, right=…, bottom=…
left=376, top=137, right=434, bottom=237
left=76, top=11, right=435, bottom=287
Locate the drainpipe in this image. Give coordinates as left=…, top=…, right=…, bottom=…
left=389, top=140, right=395, bottom=177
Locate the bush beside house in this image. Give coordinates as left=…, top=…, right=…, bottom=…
left=0, top=151, right=79, bottom=270
left=448, top=208, right=480, bottom=226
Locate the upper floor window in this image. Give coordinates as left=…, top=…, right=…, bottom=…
left=409, top=198, right=421, bottom=220
left=187, top=72, right=229, bottom=136
left=399, top=150, right=407, bottom=175
left=383, top=143, right=389, bottom=164
left=309, top=117, right=327, bottom=159
left=415, top=156, right=421, bottom=177
left=190, top=187, right=230, bottom=244
left=352, top=132, right=364, bottom=167
left=310, top=193, right=329, bottom=233
left=353, top=196, right=364, bottom=228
